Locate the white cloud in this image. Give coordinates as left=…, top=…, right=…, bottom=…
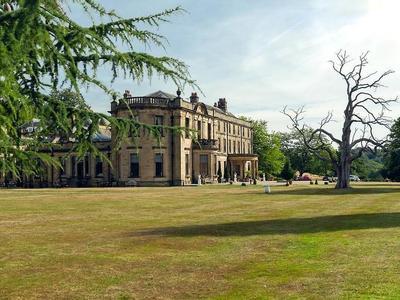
left=83, top=0, right=400, bottom=138
left=200, top=0, right=400, bottom=138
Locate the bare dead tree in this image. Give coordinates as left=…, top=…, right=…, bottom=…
left=283, top=50, right=397, bottom=189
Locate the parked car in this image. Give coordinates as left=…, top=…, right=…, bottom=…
left=322, top=176, right=336, bottom=182
left=298, top=174, right=312, bottom=181
left=349, top=175, right=360, bottom=182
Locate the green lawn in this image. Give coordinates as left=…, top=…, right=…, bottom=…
left=1, top=184, right=400, bottom=299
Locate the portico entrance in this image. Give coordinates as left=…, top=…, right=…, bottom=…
left=228, top=154, right=258, bottom=181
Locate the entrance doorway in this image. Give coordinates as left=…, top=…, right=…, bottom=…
left=77, top=161, right=84, bottom=180
left=200, top=154, right=208, bottom=177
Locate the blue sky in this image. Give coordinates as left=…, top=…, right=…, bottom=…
left=75, top=0, right=400, bottom=136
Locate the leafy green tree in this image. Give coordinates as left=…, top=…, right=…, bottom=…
left=280, top=159, right=295, bottom=182
left=280, top=129, right=334, bottom=176
left=0, top=1, right=194, bottom=179
left=351, top=150, right=384, bottom=181
left=243, top=118, right=285, bottom=176
left=42, top=89, right=91, bottom=141
left=384, top=118, right=400, bottom=181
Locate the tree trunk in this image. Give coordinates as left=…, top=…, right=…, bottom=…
left=336, top=120, right=351, bottom=189
left=335, top=160, right=350, bottom=189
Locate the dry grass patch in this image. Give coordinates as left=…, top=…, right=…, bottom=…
left=1, top=184, right=400, bottom=299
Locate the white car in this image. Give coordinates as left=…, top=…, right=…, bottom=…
left=349, top=175, right=360, bottom=182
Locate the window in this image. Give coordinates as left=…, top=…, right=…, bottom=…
left=229, top=140, right=232, bottom=153
left=95, top=156, right=103, bottom=177
left=233, top=141, right=236, bottom=153
left=233, top=125, right=236, bottom=135
left=208, top=123, right=212, bottom=139
left=185, top=117, right=190, bottom=138
left=218, top=138, right=221, bottom=151
left=59, top=157, right=66, bottom=176
left=200, top=154, right=208, bottom=176
left=197, top=120, right=202, bottom=139
left=130, top=153, right=139, bottom=177
left=71, top=156, right=76, bottom=177
left=218, top=121, right=221, bottom=132
left=185, top=154, right=190, bottom=176
left=77, top=160, right=84, bottom=179
left=223, top=139, right=226, bottom=152
left=229, top=123, right=231, bottom=134
left=84, top=156, right=90, bottom=177
left=155, top=115, right=164, bottom=136
left=155, top=153, right=163, bottom=177
left=243, top=142, right=245, bottom=153
left=237, top=141, right=240, bottom=153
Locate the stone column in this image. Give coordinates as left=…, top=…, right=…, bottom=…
left=256, top=160, right=259, bottom=178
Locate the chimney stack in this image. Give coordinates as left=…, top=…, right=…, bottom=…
left=217, top=98, right=227, bottom=112
left=111, top=95, right=118, bottom=111
left=123, top=90, right=132, bottom=98
left=190, top=92, right=199, bottom=104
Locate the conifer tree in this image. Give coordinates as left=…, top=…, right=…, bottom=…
left=217, top=163, right=222, bottom=183
left=281, top=159, right=294, bottom=183
left=0, top=1, right=195, bottom=179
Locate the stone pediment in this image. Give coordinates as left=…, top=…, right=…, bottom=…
left=193, top=102, right=209, bottom=115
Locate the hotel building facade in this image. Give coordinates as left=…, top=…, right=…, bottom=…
left=2, top=90, right=258, bottom=187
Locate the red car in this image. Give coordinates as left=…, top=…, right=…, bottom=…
left=298, top=175, right=312, bottom=181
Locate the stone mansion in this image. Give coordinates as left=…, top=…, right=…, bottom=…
left=11, top=90, right=258, bottom=187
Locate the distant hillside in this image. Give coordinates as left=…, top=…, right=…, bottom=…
left=351, top=150, right=384, bottom=181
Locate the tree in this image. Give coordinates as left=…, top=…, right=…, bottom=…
left=217, top=163, right=222, bottom=183
left=245, top=118, right=285, bottom=176
left=42, top=89, right=91, bottom=141
left=224, top=164, right=229, bottom=182
left=280, top=128, right=333, bottom=176
left=383, top=118, right=400, bottom=181
left=284, top=51, right=397, bottom=189
left=351, top=150, right=384, bottom=181
left=0, top=1, right=195, bottom=179
left=280, top=159, right=294, bottom=183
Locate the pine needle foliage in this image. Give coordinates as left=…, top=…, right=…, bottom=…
left=0, top=0, right=196, bottom=179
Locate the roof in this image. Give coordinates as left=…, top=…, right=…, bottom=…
left=145, top=90, right=177, bottom=99
left=143, top=90, right=242, bottom=120
left=92, top=125, right=111, bottom=142
left=205, top=104, right=236, bottom=117
left=92, top=132, right=111, bottom=142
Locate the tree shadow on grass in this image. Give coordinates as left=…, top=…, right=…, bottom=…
left=135, top=213, right=400, bottom=237
left=258, top=186, right=400, bottom=196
